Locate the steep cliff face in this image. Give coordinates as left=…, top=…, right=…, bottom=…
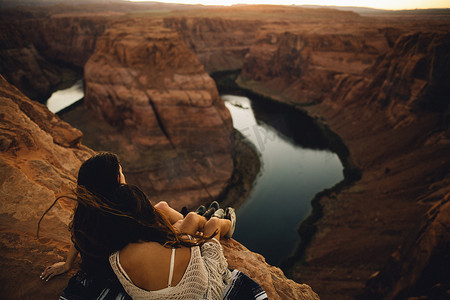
left=83, top=20, right=234, bottom=209
left=0, top=12, right=108, bottom=101
left=360, top=194, right=450, bottom=300
left=238, top=24, right=450, bottom=299
left=18, top=16, right=108, bottom=68
left=239, top=24, right=390, bottom=105
left=0, top=22, right=69, bottom=102
left=163, top=17, right=263, bottom=73
left=0, top=75, right=319, bottom=300
left=0, top=74, right=94, bottom=299
left=366, top=32, right=450, bottom=126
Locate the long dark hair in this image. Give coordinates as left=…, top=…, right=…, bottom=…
left=72, top=184, right=210, bottom=259
left=38, top=152, right=212, bottom=261
left=77, top=152, right=121, bottom=198
left=37, top=152, right=121, bottom=238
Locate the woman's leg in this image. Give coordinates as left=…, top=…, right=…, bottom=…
left=155, top=201, right=184, bottom=225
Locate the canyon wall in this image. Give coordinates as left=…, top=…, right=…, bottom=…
left=0, top=8, right=268, bottom=211
left=0, top=9, right=242, bottom=210
left=83, top=19, right=234, bottom=210
left=238, top=22, right=450, bottom=299
left=0, top=10, right=109, bottom=101
left=0, top=74, right=94, bottom=299
left=361, top=195, right=450, bottom=300
left=0, top=7, right=263, bottom=102
left=163, top=17, right=263, bottom=73
left=0, top=74, right=319, bottom=300
left=238, top=23, right=390, bottom=105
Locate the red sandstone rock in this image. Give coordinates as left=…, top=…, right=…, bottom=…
left=222, top=239, right=320, bottom=300
left=0, top=23, right=65, bottom=102
left=366, top=32, right=450, bottom=127
left=0, top=74, right=94, bottom=298
left=83, top=20, right=234, bottom=209
left=0, top=12, right=109, bottom=101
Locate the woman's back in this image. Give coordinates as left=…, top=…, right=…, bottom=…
left=118, top=242, right=192, bottom=291
left=109, top=239, right=230, bottom=300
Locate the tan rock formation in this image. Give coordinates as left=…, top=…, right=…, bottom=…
left=83, top=20, right=234, bottom=210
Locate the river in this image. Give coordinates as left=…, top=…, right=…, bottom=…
left=223, top=94, right=343, bottom=266
left=46, top=80, right=84, bottom=113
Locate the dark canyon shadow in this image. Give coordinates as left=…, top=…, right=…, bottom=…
left=250, top=94, right=331, bottom=150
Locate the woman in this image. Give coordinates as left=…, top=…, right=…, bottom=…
left=40, top=152, right=265, bottom=299
left=77, top=184, right=234, bottom=299
left=40, top=152, right=185, bottom=281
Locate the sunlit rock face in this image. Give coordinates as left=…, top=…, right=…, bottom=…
left=83, top=20, right=234, bottom=209
left=163, top=17, right=263, bottom=73
left=0, top=75, right=92, bottom=236
left=222, top=239, right=320, bottom=300
left=0, top=75, right=320, bottom=300
left=0, top=74, right=94, bottom=299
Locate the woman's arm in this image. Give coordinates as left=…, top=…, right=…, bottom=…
left=40, top=243, right=79, bottom=281
left=154, top=201, right=184, bottom=225
left=173, top=212, right=207, bottom=235
left=174, top=213, right=231, bottom=241
left=203, top=217, right=231, bottom=241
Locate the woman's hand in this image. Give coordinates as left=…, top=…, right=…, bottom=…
left=41, top=243, right=79, bottom=282
left=40, top=262, right=70, bottom=281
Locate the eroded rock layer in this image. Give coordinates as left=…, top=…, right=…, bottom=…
left=0, top=74, right=94, bottom=299
left=163, top=17, right=263, bottom=73
left=0, top=13, right=109, bottom=101
left=83, top=20, right=234, bottom=210
left=238, top=24, right=390, bottom=105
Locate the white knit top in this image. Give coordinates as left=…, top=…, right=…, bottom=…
left=109, top=239, right=231, bottom=300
